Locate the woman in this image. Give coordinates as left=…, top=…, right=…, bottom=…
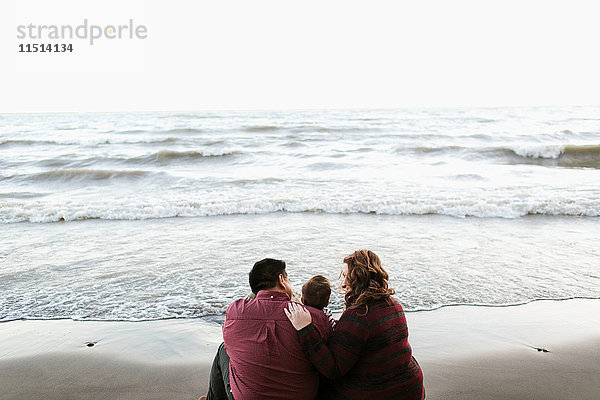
left=285, top=250, right=424, bottom=399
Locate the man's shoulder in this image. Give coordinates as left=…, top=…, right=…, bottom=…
left=225, top=294, right=288, bottom=321
left=225, top=297, right=251, bottom=319
left=228, top=297, right=248, bottom=308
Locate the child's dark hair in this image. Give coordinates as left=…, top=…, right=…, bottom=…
left=302, top=275, right=331, bottom=310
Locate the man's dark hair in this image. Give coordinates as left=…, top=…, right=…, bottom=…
left=249, top=258, right=287, bottom=294
left=302, top=275, right=331, bottom=310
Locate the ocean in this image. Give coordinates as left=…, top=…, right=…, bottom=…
left=1, top=107, right=599, bottom=322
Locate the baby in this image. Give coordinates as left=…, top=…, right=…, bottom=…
left=301, top=275, right=336, bottom=329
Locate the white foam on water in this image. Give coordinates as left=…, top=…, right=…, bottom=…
left=510, top=144, right=566, bottom=159
left=2, top=186, right=599, bottom=223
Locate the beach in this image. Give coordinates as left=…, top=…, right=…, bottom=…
left=410, top=298, right=600, bottom=399
left=2, top=298, right=600, bottom=400
left=1, top=108, right=599, bottom=398
left=3, top=0, right=600, bottom=392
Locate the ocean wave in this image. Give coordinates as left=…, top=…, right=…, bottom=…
left=130, top=149, right=240, bottom=163
left=290, top=125, right=382, bottom=133
left=508, top=145, right=565, bottom=159
left=408, top=145, right=464, bottom=154
left=2, top=194, right=598, bottom=223
left=126, top=137, right=181, bottom=145
left=163, top=128, right=204, bottom=135
left=24, top=148, right=241, bottom=169
left=0, top=191, right=49, bottom=199
left=203, top=140, right=227, bottom=146
left=242, top=124, right=382, bottom=133
left=3, top=169, right=154, bottom=184
left=243, top=125, right=280, bottom=132
left=502, top=144, right=600, bottom=168
left=0, top=138, right=183, bottom=148
left=1, top=137, right=211, bottom=147
left=393, top=144, right=600, bottom=169
left=105, top=138, right=224, bottom=146
left=0, top=139, right=32, bottom=147
left=110, top=129, right=147, bottom=134
left=0, top=139, right=63, bottom=147
left=107, top=128, right=204, bottom=135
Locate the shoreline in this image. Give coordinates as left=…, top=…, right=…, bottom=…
left=3, top=213, right=599, bottom=323
left=4, top=294, right=600, bottom=329
left=2, top=299, right=600, bottom=399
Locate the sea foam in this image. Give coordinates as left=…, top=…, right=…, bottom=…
left=2, top=190, right=599, bottom=223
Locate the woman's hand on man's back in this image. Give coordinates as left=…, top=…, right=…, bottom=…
left=284, top=302, right=313, bottom=331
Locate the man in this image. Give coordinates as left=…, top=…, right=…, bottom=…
left=202, top=258, right=332, bottom=400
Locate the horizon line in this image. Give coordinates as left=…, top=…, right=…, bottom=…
left=2, top=103, right=599, bottom=116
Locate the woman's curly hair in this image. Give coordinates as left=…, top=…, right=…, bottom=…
left=343, top=250, right=395, bottom=313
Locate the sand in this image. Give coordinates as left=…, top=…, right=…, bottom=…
left=0, top=319, right=222, bottom=400
left=1, top=299, right=600, bottom=400
left=406, top=299, right=600, bottom=399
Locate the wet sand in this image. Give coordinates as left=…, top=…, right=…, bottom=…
left=1, top=299, right=599, bottom=400
left=407, top=298, right=600, bottom=399
left=0, top=319, right=222, bottom=400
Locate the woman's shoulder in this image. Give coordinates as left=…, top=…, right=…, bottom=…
left=340, top=297, right=404, bottom=320
left=338, top=305, right=370, bottom=327
left=388, top=296, right=404, bottom=309
left=371, top=296, right=404, bottom=311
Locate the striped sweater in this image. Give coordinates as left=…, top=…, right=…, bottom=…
left=298, top=297, right=424, bottom=399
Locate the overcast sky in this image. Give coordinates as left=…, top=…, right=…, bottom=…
left=2, top=0, right=599, bottom=113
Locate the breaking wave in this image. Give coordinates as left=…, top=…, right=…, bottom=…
left=398, top=144, right=600, bottom=169
left=497, top=144, right=600, bottom=169
left=2, top=193, right=599, bottom=223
